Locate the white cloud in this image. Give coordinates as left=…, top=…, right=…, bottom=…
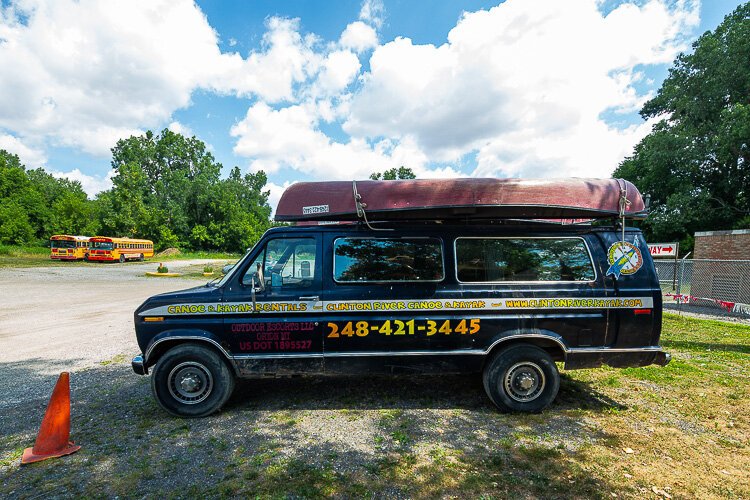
left=339, top=21, right=378, bottom=53
left=0, top=133, right=47, bottom=168
left=0, top=1, right=325, bottom=158
left=49, top=168, right=114, bottom=197
left=208, top=17, right=322, bottom=102
left=311, top=50, right=361, bottom=97
left=0, top=0, right=218, bottom=155
left=343, top=0, right=699, bottom=178
left=265, top=180, right=294, bottom=216
left=231, top=102, right=430, bottom=180
left=167, top=121, right=194, bottom=137
left=359, top=0, right=385, bottom=29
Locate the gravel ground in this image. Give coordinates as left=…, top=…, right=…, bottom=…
left=0, top=261, right=213, bottom=409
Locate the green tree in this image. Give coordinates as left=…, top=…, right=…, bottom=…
left=0, top=149, right=97, bottom=244
left=369, top=166, right=417, bottom=180
left=614, top=3, right=750, bottom=249
left=105, top=129, right=271, bottom=251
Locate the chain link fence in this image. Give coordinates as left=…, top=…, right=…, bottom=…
left=654, top=259, right=750, bottom=318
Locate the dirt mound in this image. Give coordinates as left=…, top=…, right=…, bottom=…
left=156, top=247, right=181, bottom=257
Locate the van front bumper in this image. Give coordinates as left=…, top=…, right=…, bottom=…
left=654, top=351, right=671, bottom=366
left=132, top=355, right=147, bottom=375
left=564, top=347, right=671, bottom=370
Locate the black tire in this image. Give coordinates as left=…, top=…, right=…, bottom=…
left=483, top=344, right=560, bottom=413
left=119, top=254, right=125, bottom=263
left=151, top=344, right=235, bottom=417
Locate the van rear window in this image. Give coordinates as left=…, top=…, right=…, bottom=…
left=455, top=238, right=595, bottom=283
left=334, top=238, right=444, bottom=282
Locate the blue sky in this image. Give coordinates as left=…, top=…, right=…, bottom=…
left=0, top=0, right=746, bottom=211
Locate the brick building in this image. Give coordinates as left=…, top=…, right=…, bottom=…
left=691, top=229, right=750, bottom=305
left=693, top=229, right=750, bottom=260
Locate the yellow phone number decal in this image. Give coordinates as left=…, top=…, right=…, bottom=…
left=327, top=319, right=480, bottom=338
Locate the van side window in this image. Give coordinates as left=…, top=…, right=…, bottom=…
left=242, top=238, right=316, bottom=288
left=334, top=238, right=444, bottom=282
left=455, top=238, right=595, bottom=282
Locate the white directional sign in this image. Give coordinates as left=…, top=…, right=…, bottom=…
left=648, top=243, right=678, bottom=258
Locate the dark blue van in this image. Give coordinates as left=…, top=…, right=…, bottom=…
left=132, top=213, right=669, bottom=417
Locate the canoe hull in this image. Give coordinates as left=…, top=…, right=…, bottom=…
left=275, top=178, right=646, bottom=222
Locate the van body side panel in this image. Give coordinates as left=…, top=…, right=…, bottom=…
left=220, top=233, right=325, bottom=375
left=134, top=286, right=224, bottom=365
left=321, top=231, right=476, bottom=373
left=595, top=230, right=661, bottom=349
left=320, top=229, right=615, bottom=375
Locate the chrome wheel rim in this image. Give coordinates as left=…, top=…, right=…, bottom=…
left=503, top=362, right=545, bottom=402
left=168, top=362, right=213, bottom=404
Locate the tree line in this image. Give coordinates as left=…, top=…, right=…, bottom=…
left=0, top=129, right=272, bottom=252
left=614, top=3, right=750, bottom=252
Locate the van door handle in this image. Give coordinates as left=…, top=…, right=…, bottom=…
left=299, top=296, right=320, bottom=301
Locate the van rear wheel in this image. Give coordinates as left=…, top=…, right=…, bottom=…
left=151, top=344, right=235, bottom=417
left=483, top=344, right=560, bottom=413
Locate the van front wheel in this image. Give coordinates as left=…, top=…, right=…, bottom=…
left=151, top=344, right=235, bottom=417
left=483, top=344, right=560, bottom=413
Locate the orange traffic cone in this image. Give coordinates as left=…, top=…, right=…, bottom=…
left=21, top=372, right=81, bottom=465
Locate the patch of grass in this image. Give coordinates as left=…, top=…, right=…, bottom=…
left=99, top=354, right=127, bottom=366
left=338, top=408, right=362, bottom=421
left=269, top=411, right=298, bottom=427
left=0, top=446, right=24, bottom=467
left=0, top=245, right=83, bottom=268
left=156, top=250, right=241, bottom=262
left=378, top=408, right=414, bottom=449
left=213, top=457, right=342, bottom=497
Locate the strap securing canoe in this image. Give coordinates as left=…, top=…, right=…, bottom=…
left=352, top=180, right=392, bottom=231
left=617, top=178, right=631, bottom=242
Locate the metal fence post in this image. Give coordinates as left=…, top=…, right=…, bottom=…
left=677, top=252, right=691, bottom=315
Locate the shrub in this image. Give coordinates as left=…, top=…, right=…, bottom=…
left=203, top=264, right=214, bottom=273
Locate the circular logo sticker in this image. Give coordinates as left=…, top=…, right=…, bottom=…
left=606, top=241, right=643, bottom=279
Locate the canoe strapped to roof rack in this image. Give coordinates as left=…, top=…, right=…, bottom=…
left=275, top=178, right=647, bottom=224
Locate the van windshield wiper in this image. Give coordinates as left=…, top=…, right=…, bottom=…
left=205, top=275, right=223, bottom=287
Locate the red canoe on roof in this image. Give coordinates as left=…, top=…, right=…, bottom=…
left=275, top=178, right=646, bottom=222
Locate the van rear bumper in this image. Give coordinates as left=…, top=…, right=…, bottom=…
left=564, top=347, right=670, bottom=370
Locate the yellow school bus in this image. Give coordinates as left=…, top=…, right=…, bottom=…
left=88, top=236, right=155, bottom=263
left=50, top=235, right=90, bottom=261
